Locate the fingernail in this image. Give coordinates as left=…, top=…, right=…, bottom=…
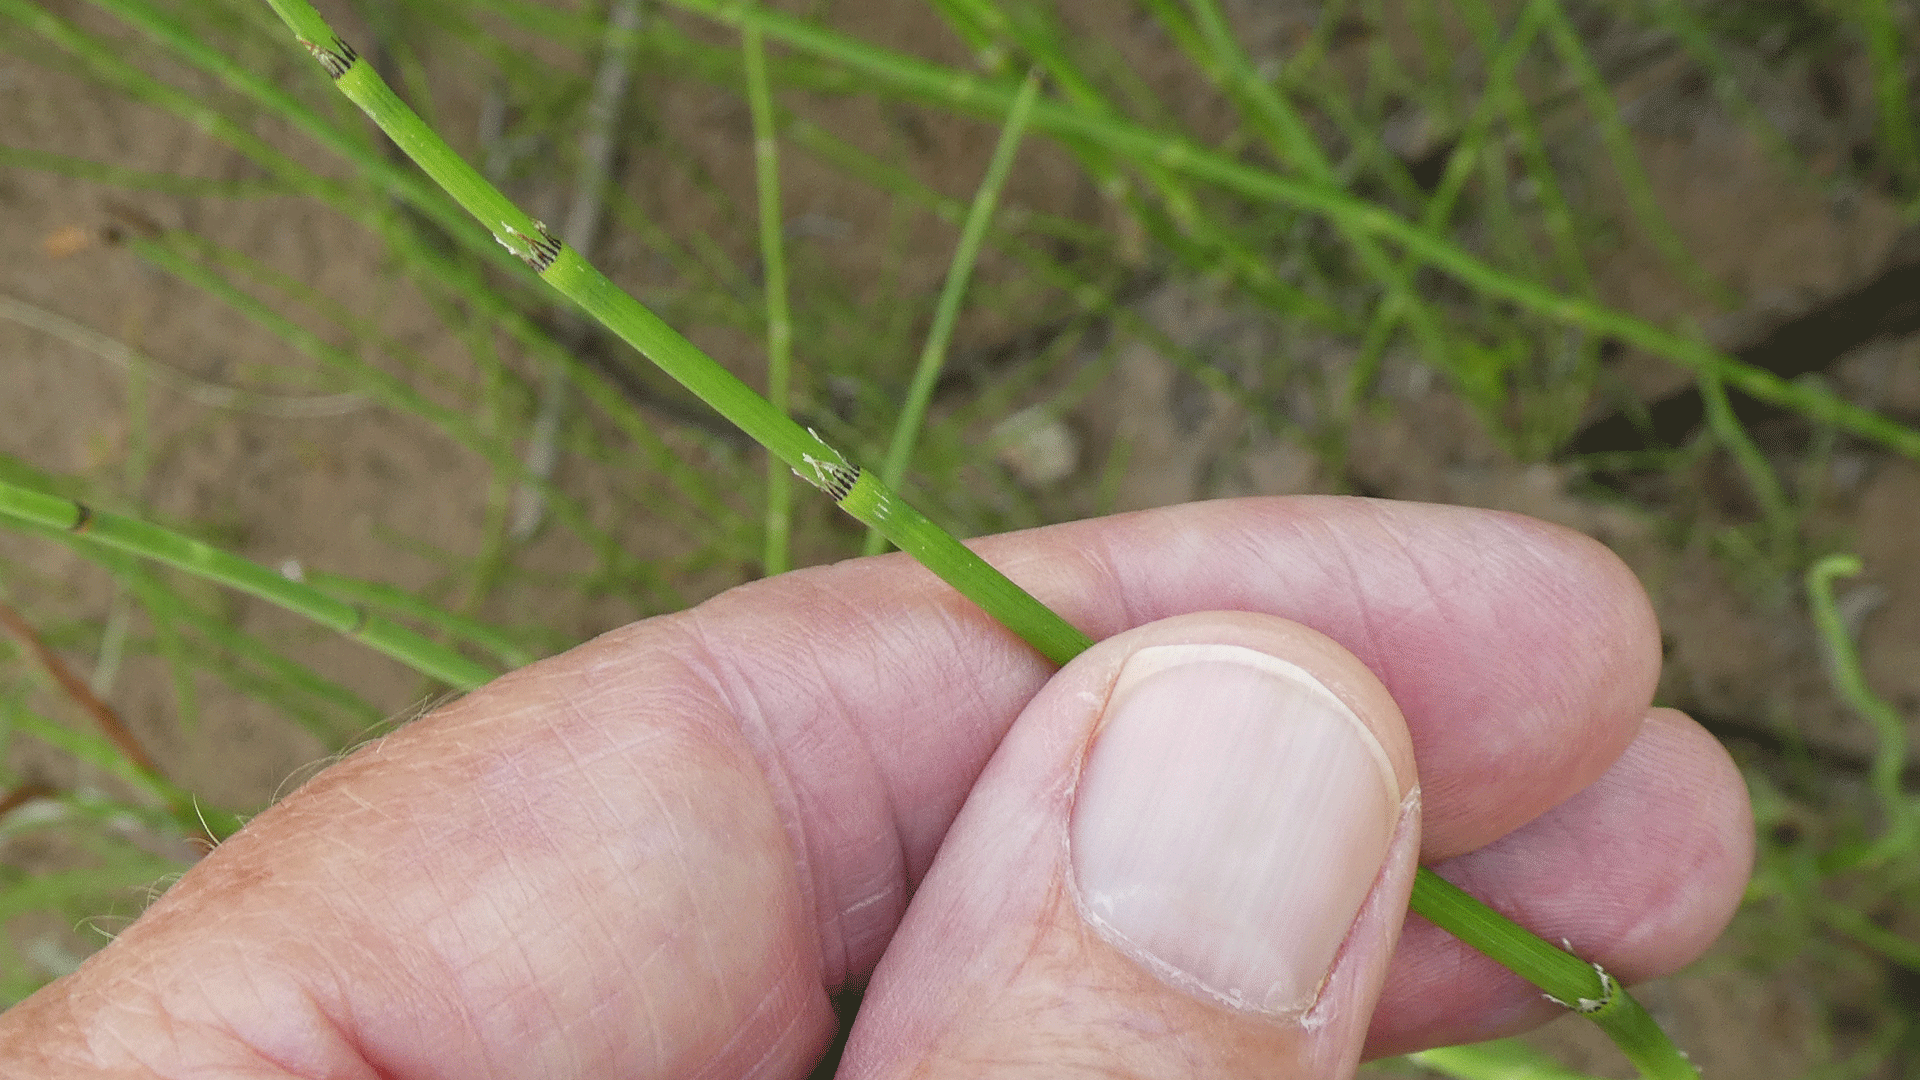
left=1069, top=643, right=1403, bottom=1016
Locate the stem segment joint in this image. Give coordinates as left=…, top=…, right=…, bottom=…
left=298, top=35, right=357, bottom=79
left=1545, top=960, right=1619, bottom=1016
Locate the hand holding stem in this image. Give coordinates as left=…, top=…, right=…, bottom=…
left=0, top=500, right=1752, bottom=1077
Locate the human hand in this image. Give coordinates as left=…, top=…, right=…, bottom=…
left=0, top=497, right=1752, bottom=1079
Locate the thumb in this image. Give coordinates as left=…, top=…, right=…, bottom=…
left=838, top=612, right=1421, bottom=1080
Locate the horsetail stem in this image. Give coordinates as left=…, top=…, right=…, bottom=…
left=243, top=2, right=1699, bottom=1073
left=257, top=0, right=1083, bottom=664
left=0, top=481, right=496, bottom=692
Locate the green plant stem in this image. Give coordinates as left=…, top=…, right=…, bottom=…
left=61, top=0, right=513, bottom=278
left=0, top=481, right=495, bottom=692
left=1858, top=0, right=1920, bottom=203
left=258, top=0, right=1080, bottom=663
left=252, top=3, right=1698, bottom=1072
left=865, top=68, right=1040, bottom=556
left=1806, top=554, right=1917, bottom=862
left=743, top=17, right=794, bottom=576
left=1179, top=0, right=1452, bottom=383
left=1534, top=0, right=1726, bottom=303
left=1455, top=0, right=1593, bottom=296
left=0, top=143, right=285, bottom=199
left=1699, top=368, right=1794, bottom=553
left=927, top=0, right=1347, bottom=336
left=1412, top=1036, right=1613, bottom=1079
left=303, top=570, right=533, bottom=670
left=1819, top=900, right=1920, bottom=973
left=1412, top=871, right=1697, bottom=1079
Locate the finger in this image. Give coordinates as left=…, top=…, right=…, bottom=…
left=841, top=612, right=1421, bottom=1080
left=1, top=657, right=837, bottom=1080
left=1362, top=708, right=1755, bottom=1058
left=0, top=498, right=1717, bottom=1078
left=677, top=496, right=1662, bottom=979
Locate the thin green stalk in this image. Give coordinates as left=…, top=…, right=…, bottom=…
left=784, top=115, right=1279, bottom=429
left=0, top=144, right=285, bottom=198
left=1858, top=0, right=1919, bottom=203
left=251, top=4, right=1697, bottom=1072
left=1819, top=900, right=1920, bottom=972
left=926, top=0, right=1344, bottom=336
left=1457, top=0, right=1595, bottom=297
left=1412, top=1036, right=1614, bottom=1079
left=864, top=69, right=1040, bottom=556
left=744, top=18, right=794, bottom=576
left=1698, top=369, right=1794, bottom=554
left=71, top=0, right=524, bottom=280
left=129, top=233, right=649, bottom=591
left=117, top=556, right=200, bottom=736
left=1534, top=0, right=1726, bottom=303
left=104, top=555, right=385, bottom=746
left=1411, top=871, right=1697, bottom=1079
left=665, top=0, right=1920, bottom=462
left=779, top=111, right=1282, bottom=436
left=1645, top=0, right=1810, bottom=185
left=8, top=705, right=244, bottom=840
left=1806, top=554, right=1917, bottom=863
left=0, top=481, right=495, bottom=692
left=302, top=570, right=533, bottom=670
left=1344, top=0, right=1548, bottom=415
left=1179, top=0, right=1453, bottom=381
left=259, top=0, right=1084, bottom=664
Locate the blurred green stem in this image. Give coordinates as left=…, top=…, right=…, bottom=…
left=0, top=480, right=497, bottom=692
left=744, top=14, right=794, bottom=576
left=1806, top=554, right=1918, bottom=864
left=866, top=69, right=1040, bottom=556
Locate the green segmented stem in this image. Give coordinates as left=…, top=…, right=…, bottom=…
left=257, top=0, right=1078, bottom=664
left=0, top=481, right=495, bottom=693
left=837, top=469, right=1094, bottom=664
left=248, top=3, right=1697, bottom=1073
left=1412, top=871, right=1696, bottom=1079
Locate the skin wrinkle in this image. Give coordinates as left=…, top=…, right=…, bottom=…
left=324, top=719, right=561, bottom=1072
left=88, top=955, right=282, bottom=1080
left=628, top=762, right=738, bottom=1029
left=682, top=577, right=1025, bottom=987
left=1358, top=508, right=1451, bottom=645
left=220, top=957, right=366, bottom=1080
left=303, top=933, right=402, bottom=1076
left=1326, top=525, right=1394, bottom=713
left=690, top=968, right=809, bottom=1080
left=633, top=963, right=668, bottom=1077
left=676, top=605, right=857, bottom=988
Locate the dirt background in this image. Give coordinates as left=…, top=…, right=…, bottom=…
left=3, top=0, right=1919, bottom=1074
